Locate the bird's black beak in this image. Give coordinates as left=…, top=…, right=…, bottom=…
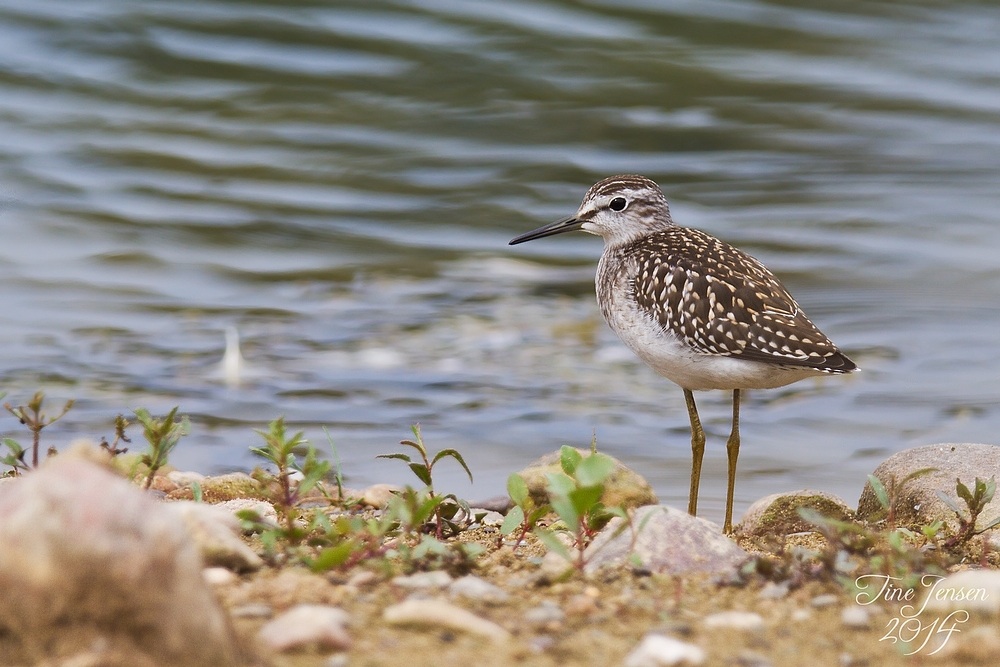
left=508, top=216, right=585, bottom=245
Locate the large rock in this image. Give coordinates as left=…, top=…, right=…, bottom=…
left=584, top=505, right=749, bottom=575
left=0, top=455, right=244, bottom=666
left=517, top=448, right=657, bottom=510
left=857, top=443, right=1000, bottom=531
left=736, top=490, right=854, bottom=537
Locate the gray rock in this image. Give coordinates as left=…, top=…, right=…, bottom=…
left=811, top=594, right=839, bottom=608
left=525, top=600, right=565, bottom=625
left=737, top=490, right=854, bottom=537
left=167, top=500, right=264, bottom=572
left=857, top=443, right=1000, bottom=531
left=0, top=456, right=242, bottom=666
left=203, top=566, right=238, bottom=586
left=702, top=611, right=764, bottom=631
left=361, top=483, right=401, bottom=508
left=258, top=604, right=351, bottom=652
left=392, top=570, right=453, bottom=590
left=471, top=509, right=505, bottom=527
left=623, top=634, right=705, bottom=666
left=383, top=598, right=510, bottom=640
left=758, top=582, right=790, bottom=600
left=840, top=605, right=871, bottom=628
left=448, top=575, right=509, bottom=603
left=517, top=448, right=657, bottom=510
left=167, top=470, right=207, bottom=487
left=231, top=603, right=274, bottom=619
left=919, top=570, right=1000, bottom=615
left=214, top=498, right=279, bottom=525
left=583, top=505, right=749, bottom=575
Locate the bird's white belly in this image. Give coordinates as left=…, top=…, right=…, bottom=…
left=603, top=297, right=819, bottom=391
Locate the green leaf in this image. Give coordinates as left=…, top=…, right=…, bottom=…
left=534, top=528, right=571, bottom=560
left=559, top=446, right=582, bottom=475
left=408, top=462, right=433, bottom=486
left=376, top=453, right=412, bottom=464
left=574, top=453, right=615, bottom=487
left=900, top=467, right=938, bottom=486
left=936, top=490, right=963, bottom=515
left=867, top=474, right=890, bottom=510
left=507, top=473, right=530, bottom=507
left=500, top=506, right=525, bottom=536
left=977, top=476, right=996, bottom=506
left=568, top=485, right=604, bottom=518
left=432, top=448, right=474, bottom=484
left=412, top=535, right=447, bottom=558
left=550, top=495, right=580, bottom=534
left=545, top=472, right=575, bottom=498
left=309, top=542, right=358, bottom=572
left=956, top=478, right=975, bottom=507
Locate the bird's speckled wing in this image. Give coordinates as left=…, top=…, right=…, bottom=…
left=628, top=227, right=855, bottom=373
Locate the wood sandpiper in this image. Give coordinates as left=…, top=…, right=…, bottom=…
left=510, top=174, right=857, bottom=533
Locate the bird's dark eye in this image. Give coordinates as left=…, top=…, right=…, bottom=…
left=609, top=197, right=628, bottom=211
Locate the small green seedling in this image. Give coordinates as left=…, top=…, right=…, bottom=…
left=100, top=414, right=131, bottom=457
left=866, top=467, right=937, bottom=528
left=249, top=417, right=331, bottom=547
left=534, top=445, right=627, bottom=572
left=4, top=391, right=74, bottom=469
left=134, top=406, right=189, bottom=490
left=377, top=424, right=473, bottom=538
left=937, top=476, right=1000, bottom=548
left=500, top=472, right=550, bottom=548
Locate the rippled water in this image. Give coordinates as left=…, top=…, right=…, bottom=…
left=1, top=0, right=999, bottom=524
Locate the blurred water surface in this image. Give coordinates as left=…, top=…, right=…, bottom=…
left=1, top=0, right=999, bottom=522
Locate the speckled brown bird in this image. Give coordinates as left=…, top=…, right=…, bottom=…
left=510, top=174, right=856, bottom=533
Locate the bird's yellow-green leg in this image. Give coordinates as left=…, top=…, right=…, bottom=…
left=683, top=389, right=706, bottom=517
left=724, top=389, right=742, bottom=534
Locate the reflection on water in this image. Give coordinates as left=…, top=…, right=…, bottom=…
left=1, top=0, right=999, bottom=524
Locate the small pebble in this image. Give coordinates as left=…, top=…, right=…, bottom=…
left=791, top=608, right=812, bottom=622
left=258, top=604, right=351, bottom=652
left=736, top=651, right=774, bottom=667
left=345, top=570, right=378, bottom=590
left=528, top=635, right=556, bottom=653
left=811, top=594, right=838, bottom=608
left=214, top=498, right=279, bottom=525
left=167, top=470, right=206, bottom=487
left=840, top=605, right=870, bottom=629
left=383, top=598, right=510, bottom=641
left=565, top=593, right=599, bottom=616
left=202, top=567, right=237, bottom=586
left=702, top=611, right=764, bottom=632
left=392, top=570, right=453, bottom=590
left=624, top=633, right=706, bottom=667
left=448, top=575, right=509, bottom=603
left=525, top=601, right=565, bottom=625
left=361, top=483, right=401, bottom=508
left=471, top=510, right=505, bottom=527
left=230, top=603, right=274, bottom=619
left=758, top=582, right=789, bottom=600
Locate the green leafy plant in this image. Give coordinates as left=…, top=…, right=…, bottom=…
left=248, top=417, right=331, bottom=552
left=533, top=445, right=628, bottom=572
left=0, top=437, right=29, bottom=476
left=4, top=391, right=74, bottom=469
left=865, top=468, right=937, bottom=528
left=134, top=406, right=189, bottom=490
left=937, top=476, right=1000, bottom=549
left=499, top=472, right=550, bottom=548
left=377, top=424, right=473, bottom=538
left=100, top=414, right=131, bottom=457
